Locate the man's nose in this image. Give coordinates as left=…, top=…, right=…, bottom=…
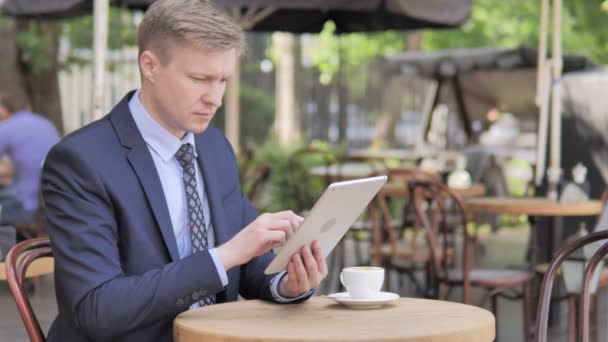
left=202, top=83, right=224, bottom=108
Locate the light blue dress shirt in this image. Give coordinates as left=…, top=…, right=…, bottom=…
left=128, top=91, right=308, bottom=305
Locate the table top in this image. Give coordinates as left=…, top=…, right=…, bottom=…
left=381, top=182, right=486, bottom=198
left=465, top=197, right=603, bottom=217
left=348, top=149, right=431, bottom=161
left=309, top=164, right=386, bottom=179
left=0, top=257, right=54, bottom=281
left=174, top=297, right=495, bottom=342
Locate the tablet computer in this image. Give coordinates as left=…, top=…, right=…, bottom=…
left=264, top=175, right=388, bottom=275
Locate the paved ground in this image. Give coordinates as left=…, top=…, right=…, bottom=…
left=0, top=227, right=605, bottom=341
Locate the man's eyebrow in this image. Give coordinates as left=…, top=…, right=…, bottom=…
left=189, top=72, right=232, bottom=81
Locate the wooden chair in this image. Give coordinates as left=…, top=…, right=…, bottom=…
left=410, top=179, right=533, bottom=342
left=579, top=234, right=608, bottom=342
left=535, top=230, right=608, bottom=342
left=369, top=168, right=447, bottom=295
left=534, top=261, right=608, bottom=342
left=5, top=237, right=53, bottom=342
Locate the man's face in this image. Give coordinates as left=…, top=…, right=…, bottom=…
left=140, top=44, right=237, bottom=138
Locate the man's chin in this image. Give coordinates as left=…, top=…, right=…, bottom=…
left=188, top=122, right=211, bottom=134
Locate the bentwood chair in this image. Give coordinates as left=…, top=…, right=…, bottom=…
left=5, top=237, right=53, bottom=342
left=535, top=230, right=608, bottom=342
left=410, top=178, right=533, bottom=342
left=369, top=168, right=446, bottom=295
left=580, top=238, right=608, bottom=342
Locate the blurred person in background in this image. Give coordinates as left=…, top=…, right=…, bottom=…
left=0, top=91, right=60, bottom=224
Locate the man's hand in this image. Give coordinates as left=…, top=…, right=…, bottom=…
left=217, top=210, right=303, bottom=270
left=278, top=240, right=327, bottom=298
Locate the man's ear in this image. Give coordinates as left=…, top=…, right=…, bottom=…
left=139, top=50, right=160, bottom=83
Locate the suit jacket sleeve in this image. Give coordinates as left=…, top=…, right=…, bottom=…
left=42, top=143, right=225, bottom=341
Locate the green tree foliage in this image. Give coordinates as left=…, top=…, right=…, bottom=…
left=214, top=84, right=275, bottom=146
left=15, top=21, right=56, bottom=73
left=304, top=21, right=405, bottom=93
left=422, top=0, right=608, bottom=65
left=243, top=138, right=337, bottom=212
left=64, top=8, right=138, bottom=51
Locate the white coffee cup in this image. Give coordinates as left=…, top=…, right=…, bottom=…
left=340, top=266, right=384, bottom=299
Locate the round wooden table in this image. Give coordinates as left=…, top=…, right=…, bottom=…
left=0, top=257, right=54, bottom=280
left=382, top=182, right=486, bottom=198
left=309, top=164, right=386, bottom=180
left=348, top=149, right=430, bottom=162
left=464, top=196, right=604, bottom=272
left=174, top=297, right=495, bottom=342
left=465, top=197, right=603, bottom=217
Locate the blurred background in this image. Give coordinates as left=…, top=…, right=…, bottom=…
left=2, top=1, right=608, bottom=341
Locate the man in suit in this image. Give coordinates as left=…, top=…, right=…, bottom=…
left=41, top=1, right=327, bottom=341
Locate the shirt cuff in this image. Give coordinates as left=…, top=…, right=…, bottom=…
left=209, top=248, right=229, bottom=287
left=270, top=271, right=315, bottom=302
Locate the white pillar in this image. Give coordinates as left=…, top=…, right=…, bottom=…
left=274, top=32, right=298, bottom=147
left=225, top=60, right=240, bottom=153
left=534, top=0, right=550, bottom=186
left=547, top=0, right=563, bottom=200
left=92, top=0, right=109, bottom=121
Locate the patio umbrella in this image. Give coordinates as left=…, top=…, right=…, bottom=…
left=2, top=0, right=472, bottom=149
left=3, top=0, right=471, bottom=32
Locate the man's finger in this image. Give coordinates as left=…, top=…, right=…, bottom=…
left=266, top=230, right=287, bottom=249
left=287, top=261, right=296, bottom=278
left=312, top=240, right=327, bottom=276
left=274, top=210, right=304, bottom=223
left=293, top=253, right=309, bottom=292
left=301, top=244, right=319, bottom=284
left=265, top=219, right=294, bottom=240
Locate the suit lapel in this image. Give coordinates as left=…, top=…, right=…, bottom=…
left=110, top=93, right=180, bottom=262
left=195, top=133, right=230, bottom=246
left=127, top=147, right=180, bottom=261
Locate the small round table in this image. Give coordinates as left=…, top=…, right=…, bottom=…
left=465, top=196, right=604, bottom=270
left=0, top=257, right=54, bottom=280
left=174, top=297, right=495, bottom=342
left=465, top=197, right=603, bottom=217
left=381, top=182, right=486, bottom=198
left=309, top=164, right=385, bottom=180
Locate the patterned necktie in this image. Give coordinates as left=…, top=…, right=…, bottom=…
left=175, top=143, right=216, bottom=306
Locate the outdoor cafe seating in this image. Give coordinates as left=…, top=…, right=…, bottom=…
left=370, top=171, right=533, bottom=342
left=535, top=230, right=608, bottom=342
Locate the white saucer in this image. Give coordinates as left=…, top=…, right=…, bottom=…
left=325, top=292, right=399, bottom=309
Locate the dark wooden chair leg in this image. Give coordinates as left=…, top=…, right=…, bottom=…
left=523, top=282, right=532, bottom=342
left=568, top=296, right=576, bottom=342
left=591, top=292, right=599, bottom=342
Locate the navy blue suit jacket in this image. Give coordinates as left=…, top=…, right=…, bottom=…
left=41, top=92, right=300, bottom=342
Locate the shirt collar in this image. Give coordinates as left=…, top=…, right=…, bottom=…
left=128, top=89, right=197, bottom=162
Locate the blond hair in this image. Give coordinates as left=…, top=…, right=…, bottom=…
left=137, top=0, right=244, bottom=63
